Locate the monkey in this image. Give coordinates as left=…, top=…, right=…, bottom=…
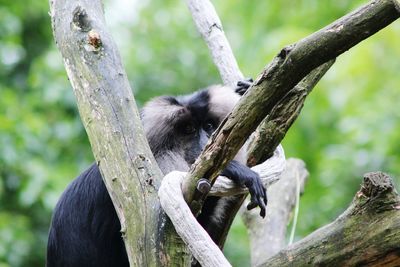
left=46, top=81, right=266, bottom=267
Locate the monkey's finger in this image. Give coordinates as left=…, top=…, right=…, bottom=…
left=258, top=198, right=266, bottom=218
left=237, top=78, right=253, bottom=88
left=255, top=188, right=266, bottom=215
left=254, top=181, right=266, bottom=205
left=256, top=182, right=267, bottom=205
left=247, top=201, right=258, bottom=210
left=235, top=87, right=247, bottom=95
left=263, top=188, right=268, bottom=206
left=247, top=191, right=258, bottom=210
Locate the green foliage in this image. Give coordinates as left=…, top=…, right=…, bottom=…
left=0, top=0, right=399, bottom=266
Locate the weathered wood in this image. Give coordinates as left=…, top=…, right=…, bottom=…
left=49, top=0, right=190, bottom=265
left=182, top=0, right=400, bottom=214
left=159, top=171, right=231, bottom=267
left=246, top=60, right=334, bottom=166
left=217, top=61, right=334, bottom=251
left=260, top=172, right=400, bottom=267
left=158, top=155, right=284, bottom=266
left=184, top=0, right=244, bottom=86
left=242, top=159, right=308, bottom=266
left=183, top=0, right=332, bottom=251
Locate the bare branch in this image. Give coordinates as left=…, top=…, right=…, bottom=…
left=247, top=60, right=334, bottom=166
left=159, top=171, right=231, bottom=267
left=182, top=0, right=400, bottom=212
left=184, top=0, right=243, bottom=86
left=259, top=172, right=400, bottom=267
left=158, top=155, right=284, bottom=266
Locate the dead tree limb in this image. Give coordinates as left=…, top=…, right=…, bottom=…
left=246, top=60, right=334, bottom=166
left=182, top=0, right=400, bottom=218
left=159, top=171, right=231, bottom=267
left=183, top=0, right=399, bottom=251
left=260, top=172, right=400, bottom=267
left=184, top=0, right=244, bottom=86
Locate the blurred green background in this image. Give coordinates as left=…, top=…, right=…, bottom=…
left=0, top=0, right=399, bottom=266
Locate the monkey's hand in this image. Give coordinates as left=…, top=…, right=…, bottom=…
left=221, top=160, right=267, bottom=218
left=235, top=78, right=254, bottom=96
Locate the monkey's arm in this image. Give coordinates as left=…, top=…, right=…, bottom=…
left=220, top=160, right=267, bottom=217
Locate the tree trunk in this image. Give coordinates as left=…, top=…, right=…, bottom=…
left=49, top=0, right=190, bottom=265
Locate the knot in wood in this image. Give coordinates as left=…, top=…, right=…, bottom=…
left=362, top=172, right=393, bottom=198
left=277, top=44, right=294, bottom=60
left=72, top=6, right=91, bottom=32
left=88, top=30, right=102, bottom=49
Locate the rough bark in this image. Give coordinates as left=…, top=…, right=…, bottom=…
left=49, top=0, right=189, bottom=266
left=217, top=61, right=334, bottom=250
left=260, top=172, right=400, bottom=267
left=159, top=171, right=231, bottom=267
left=246, top=60, right=334, bottom=166
left=182, top=0, right=400, bottom=212
left=242, top=159, right=308, bottom=266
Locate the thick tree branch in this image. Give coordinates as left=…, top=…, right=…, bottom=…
left=49, top=0, right=190, bottom=265
left=260, top=172, right=400, bottom=267
left=246, top=60, right=334, bottom=166
left=159, top=171, right=231, bottom=267
left=182, top=0, right=400, bottom=213
left=184, top=0, right=333, bottom=251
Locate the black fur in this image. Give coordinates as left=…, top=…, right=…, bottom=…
left=47, top=83, right=265, bottom=267
left=47, top=164, right=128, bottom=267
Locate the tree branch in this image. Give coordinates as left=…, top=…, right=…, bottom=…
left=182, top=0, right=400, bottom=214
left=159, top=171, right=231, bottom=267
left=246, top=60, right=334, bottom=166
left=184, top=0, right=243, bottom=86
left=158, top=156, right=284, bottom=266
left=260, top=172, right=400, bottom=267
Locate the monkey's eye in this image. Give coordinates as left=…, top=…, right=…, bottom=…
left=203, top=121, right=215, bottom=132
left=183, top=123, right=196, bottom=135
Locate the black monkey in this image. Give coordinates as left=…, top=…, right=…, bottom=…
left=47, top=82, right=266, bottom=267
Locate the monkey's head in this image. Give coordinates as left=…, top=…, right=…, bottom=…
left=141, top=85, right=240, bottom=171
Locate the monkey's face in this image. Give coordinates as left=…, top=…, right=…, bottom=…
left=174, top=114, right=219, bottom=164
left=141, top=87, right=235, bottom=172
